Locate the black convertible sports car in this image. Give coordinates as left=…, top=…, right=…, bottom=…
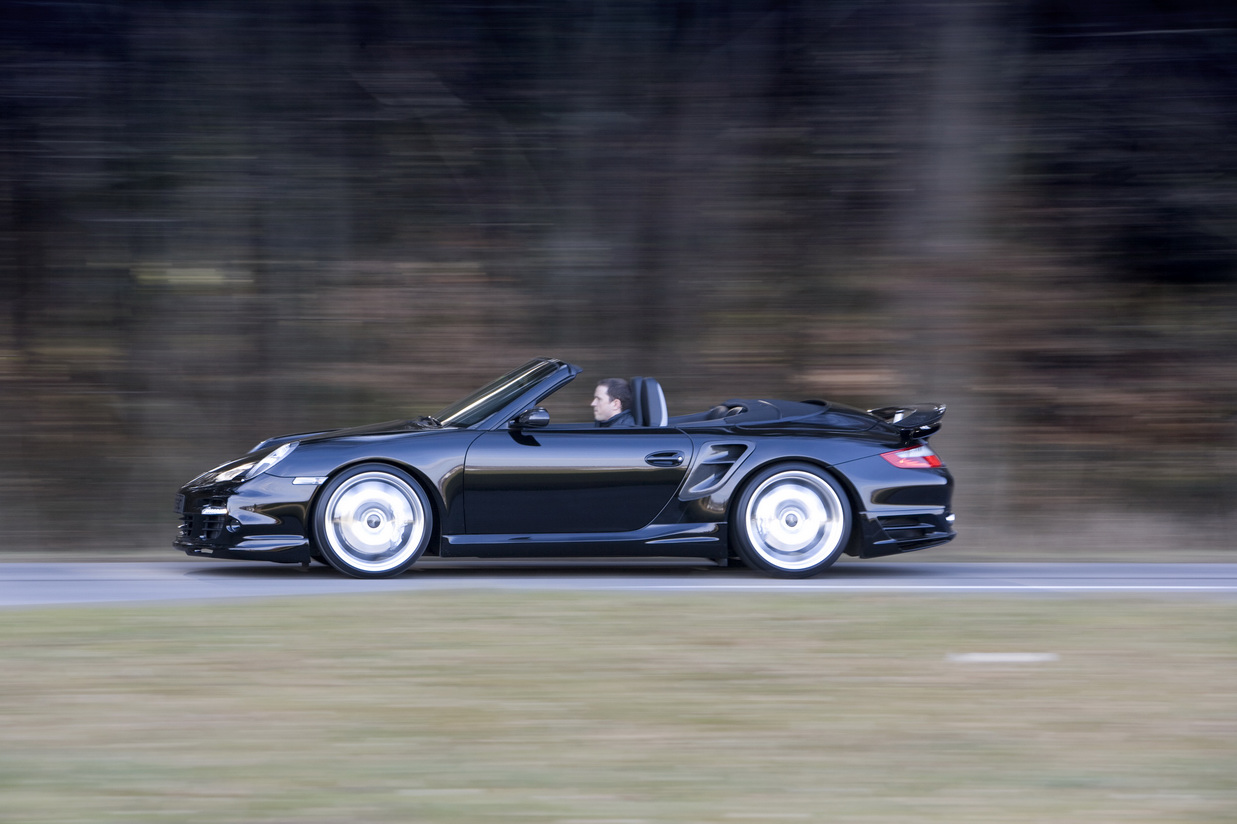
left=175, top=358, right=954, bottom=578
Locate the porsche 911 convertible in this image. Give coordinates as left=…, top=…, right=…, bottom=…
left=175, top=358, right=954, bottom=578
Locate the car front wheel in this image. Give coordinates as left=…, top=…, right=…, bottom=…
left=313, top=464, right=432, bottom=578
left=731, top=463, right=851, bottom=578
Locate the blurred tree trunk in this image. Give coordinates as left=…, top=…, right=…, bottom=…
left=894, top=0, right=1019, bottom=519
left=8, top=179, right=43, bottom=362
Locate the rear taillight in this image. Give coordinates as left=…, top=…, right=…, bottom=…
left=881, top=445, right=943, bottom=469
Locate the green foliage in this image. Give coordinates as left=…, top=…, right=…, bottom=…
left=2, top=592, right=1235, bottom=822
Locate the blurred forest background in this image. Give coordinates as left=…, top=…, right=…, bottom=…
left=1, top=0, right=1234, bottom=556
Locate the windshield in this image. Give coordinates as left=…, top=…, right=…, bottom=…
left=435, top=359, right=562, bottom=427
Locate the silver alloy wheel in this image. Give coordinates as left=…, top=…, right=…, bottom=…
left=741, top=469, right=847, bottom=571
left=320, top=471, right=428, bottom=574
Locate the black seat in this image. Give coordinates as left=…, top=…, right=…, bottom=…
left=630, top=377, right=668, bottom=427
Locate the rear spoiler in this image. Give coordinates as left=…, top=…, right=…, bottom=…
left=868, top=403, right=946, bottom=442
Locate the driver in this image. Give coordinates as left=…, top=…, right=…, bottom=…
left=591, top=378, right=635, bottom=428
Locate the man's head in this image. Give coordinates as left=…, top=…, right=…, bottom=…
left=591, top=378, right=632, bottom=422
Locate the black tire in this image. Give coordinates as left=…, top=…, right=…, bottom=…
left=312, top=463, right=433, bottom=578
left=730, top=462, right=852, bottom=578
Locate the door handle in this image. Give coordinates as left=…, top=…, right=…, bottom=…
left=645, top=450, right=685, bottom=468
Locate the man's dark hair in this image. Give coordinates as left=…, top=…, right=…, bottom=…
left=597, top=377, right=632, bottom=411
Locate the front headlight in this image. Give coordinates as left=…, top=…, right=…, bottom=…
left=245, top=441, right=298, bottom=480
left=212, top=461, right=256, bottom=483
left=192, top=441, right=299, bottom=486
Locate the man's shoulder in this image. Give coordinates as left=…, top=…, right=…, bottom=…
left=596, top=409, right=636, bottom=428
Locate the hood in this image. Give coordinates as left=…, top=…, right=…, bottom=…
left=301, top=418, right=442, bottom=443
left=252, top=418, right=440, bottom=452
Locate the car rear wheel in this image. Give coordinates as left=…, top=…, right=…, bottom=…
left=731, top=463, right=851, bottom=578
left=313, top=464, right=432, bottom=578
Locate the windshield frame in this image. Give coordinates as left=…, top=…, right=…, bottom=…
left=435, top=359, right=575, bottom=428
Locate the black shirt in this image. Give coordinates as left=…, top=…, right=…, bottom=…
left=595, top=409, right=635, bottom=428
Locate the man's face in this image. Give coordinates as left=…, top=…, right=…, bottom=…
left=591, top=384, right=622, bottom=422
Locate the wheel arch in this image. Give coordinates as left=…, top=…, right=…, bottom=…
left=731, top=456, right=861, bottom=515
left=307, top=457, right=445, bottom=556
left=727, top=456, right=866, bottom=560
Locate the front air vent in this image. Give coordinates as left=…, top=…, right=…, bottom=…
left=180, top=497, right=228, bottom=542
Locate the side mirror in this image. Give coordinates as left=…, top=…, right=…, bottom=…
left=511, top=407, right=550, bottom=429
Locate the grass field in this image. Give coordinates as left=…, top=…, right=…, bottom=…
left=2, top=592, right=1235, bottom=823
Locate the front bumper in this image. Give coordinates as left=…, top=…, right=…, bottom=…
left=175, top=474, right=318, bottom=564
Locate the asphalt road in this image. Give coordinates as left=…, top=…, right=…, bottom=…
left=2, top=559, right=1237, bottom=608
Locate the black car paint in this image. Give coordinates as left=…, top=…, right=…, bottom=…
left=176, top=358, right=954, bottom=568
left=462, top=428, right=696, bottom=534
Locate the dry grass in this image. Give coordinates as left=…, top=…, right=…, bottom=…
left=2, top=592, right=1235, bottom=823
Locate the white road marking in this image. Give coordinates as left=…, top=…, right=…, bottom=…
left=550, top=584, right=1237, bottom=593
left=3, top=562, right=1237, bottom=608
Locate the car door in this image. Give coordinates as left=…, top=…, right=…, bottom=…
left=462, top=426, right=693, bottom=534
